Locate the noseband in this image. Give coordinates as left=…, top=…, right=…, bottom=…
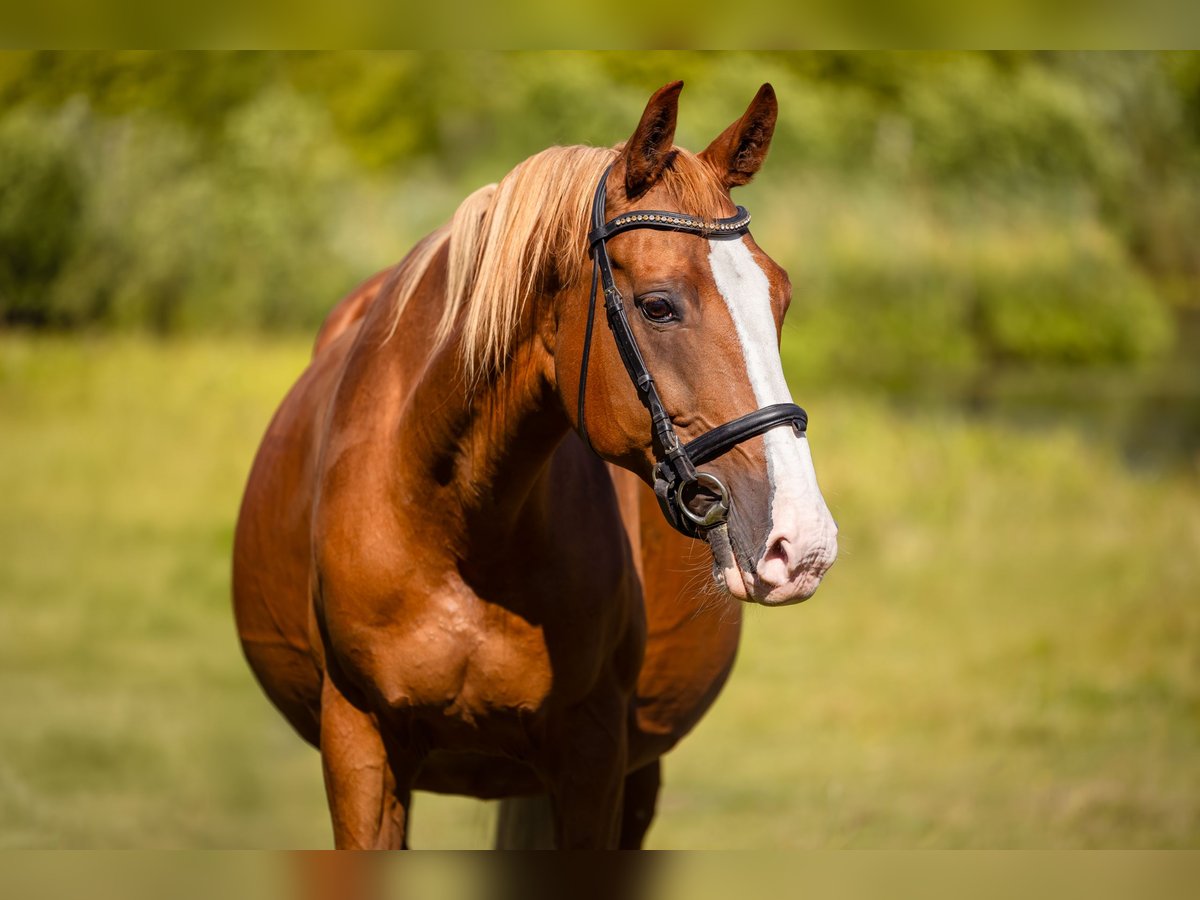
left=577, top=166, right=808, bottom=539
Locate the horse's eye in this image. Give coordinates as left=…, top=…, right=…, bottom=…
left=639, top=296, right=676, bottom=323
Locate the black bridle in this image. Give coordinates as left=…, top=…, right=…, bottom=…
left=577, top=166, right=808, bottom=539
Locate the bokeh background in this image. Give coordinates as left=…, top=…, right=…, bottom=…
left=1, top=51, right=1197, bottom=848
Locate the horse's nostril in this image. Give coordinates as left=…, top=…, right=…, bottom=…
left=765, top=537, right=788, bottom=566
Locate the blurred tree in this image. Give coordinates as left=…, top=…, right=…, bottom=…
left=0, top=51, right=278, bottom=139
left=0, top=50, right=1193, bottom=379
left=0, top=113, right=84, bottom=326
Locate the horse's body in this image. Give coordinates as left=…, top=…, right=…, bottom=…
left=233, top=82, right=836, bottom=848
left=234, top=264, right=740, bottom=842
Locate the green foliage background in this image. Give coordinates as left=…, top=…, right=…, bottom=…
left=2, top=51, right=1197, bottom=386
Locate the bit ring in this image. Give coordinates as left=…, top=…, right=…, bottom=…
left=676, top=472, right=731, bottom=530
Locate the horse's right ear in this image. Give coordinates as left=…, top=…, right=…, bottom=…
left=620, top=81, right=684, bottom=199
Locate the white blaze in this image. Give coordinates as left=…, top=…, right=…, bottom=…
left=706, top=237, right=837, bottom=587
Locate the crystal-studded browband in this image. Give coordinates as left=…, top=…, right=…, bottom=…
left=587, top=206, right=752, bottom=248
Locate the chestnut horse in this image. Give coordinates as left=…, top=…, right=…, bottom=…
left=233, top=81, right=837, bottom=849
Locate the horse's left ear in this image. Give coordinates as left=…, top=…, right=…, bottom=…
left=699, top=83, right=778, bottom=188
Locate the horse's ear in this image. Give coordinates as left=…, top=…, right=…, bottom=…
left=700, top=83, right=778, bottom=188
left=621, top=81, right=684, bottom=199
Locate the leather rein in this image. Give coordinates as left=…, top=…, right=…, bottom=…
left=577, top=165, right=808, bottom=539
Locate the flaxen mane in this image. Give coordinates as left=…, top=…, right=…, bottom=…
left=387, top=143, right=732, bottom=382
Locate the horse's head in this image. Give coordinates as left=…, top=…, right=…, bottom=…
left=556, top=81, right=838, bottom=605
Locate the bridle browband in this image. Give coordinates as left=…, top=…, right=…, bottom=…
left=577, top=165, right=808, bottom=539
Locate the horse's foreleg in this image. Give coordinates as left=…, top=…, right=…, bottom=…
left=319, top=675, right=412, bottom=849
left=548, top=687, right=629, bottom=849
left=618, top=758, right=661, bottom=849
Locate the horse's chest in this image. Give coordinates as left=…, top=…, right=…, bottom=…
left=453, top=621, right=556, bottom=718
left=361, top=599, right=558, bottom=725
left=319, top=537, right=633, bottom=750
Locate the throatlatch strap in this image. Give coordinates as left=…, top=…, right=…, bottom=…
left=576, top=260, right=600, bottom=451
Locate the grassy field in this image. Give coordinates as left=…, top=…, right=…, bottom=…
left=0, top=334, right=1197, bottom=848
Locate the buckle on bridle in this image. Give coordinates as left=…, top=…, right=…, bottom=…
left=675, top=472, right=731, bottom=530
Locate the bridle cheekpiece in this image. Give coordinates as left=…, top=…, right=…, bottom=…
left=576, top=165, right=808, bottom=539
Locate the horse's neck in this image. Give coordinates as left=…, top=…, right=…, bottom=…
left=424, top=340, right=569, bottom=545
left=342, top=276, right=569, bottom=566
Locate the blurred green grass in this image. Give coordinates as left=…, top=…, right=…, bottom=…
left=0, top=334, right=1197, bottom=848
